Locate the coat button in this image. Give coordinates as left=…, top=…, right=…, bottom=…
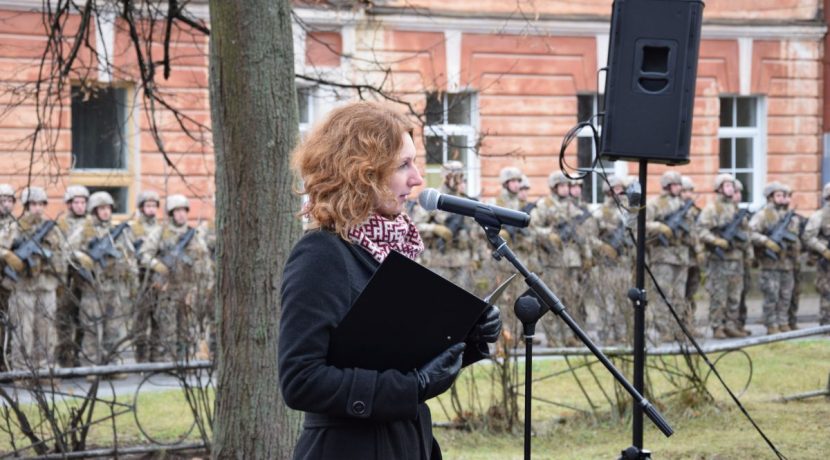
left=352, top=401, right=366, bottom=415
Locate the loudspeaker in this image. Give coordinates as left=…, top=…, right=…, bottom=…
left=600, top=0, right=704, bottom=165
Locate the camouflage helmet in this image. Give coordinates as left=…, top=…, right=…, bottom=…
left=63, top=185, right=90, bottom=202
left=569, top=178, right=584, bottom=188
left=681, top=176, right=695, bottom=191
left=0, top=183, right=15, bottom=200
left=499, top=166, right=523, bottom=184
left=659, top=171, right=682, bottom=188
left=602, top=175, right=625, bottom=194
left=519, top=175, right=531, bottom=190
left=823, top=182, right=830, bottom=200
left=548, top=171, right=569, bottom=188
left=713, top=173, right=735, bottom=192
left=166, top=194, right=190, bottom=213
left=441, top=161, right=465, bottom=177
left=88, top=191, right=115, bottom=211
left=21, top=186, right=48, bottom=205
left=136, top=190, right=160, bottom=207
left=781, top=183, right=792, bottom=196
left=734, top=179, right=744, bottom=192
left=762, top=181, right=786, bottom=199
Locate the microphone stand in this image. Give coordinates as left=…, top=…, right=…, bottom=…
left=473, top=209, right=673, bottom=460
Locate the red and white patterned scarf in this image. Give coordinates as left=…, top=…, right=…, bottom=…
left=348, top=213, right=424, bottom=263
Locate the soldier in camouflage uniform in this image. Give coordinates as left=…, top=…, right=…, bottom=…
left=591, top=175, right=634, bottom=344
left=698, top=174, right=752, bottom=338
left=0, top=184, right=18, bottom=371
left=680, top=176, right=705, bottom=337
left=782, top=184, right=805, bottom=330
left=645, top=171, right=693, bottom=342
left=750, top=182, right=801, bottom=334
left=411, top=161, right=476, bottom=290
left=69, top=192, right=138, bottom=364
left=802, top=182, right=830, bottom=326
left=733, top=179, right=753, bottom=333
left=531, top=171, right=591, bottom=346
left=568, top=177, right=596, bottom=339
left=138, top=195, right=213, bottom=360
left=55, top=185, right=90, bottom=367
left=5, top=187, right=68, bottom=370
left=130, top=190, right=163, bottom=362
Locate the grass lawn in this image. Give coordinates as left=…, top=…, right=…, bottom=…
left=0, top=339, right=827, bottom=458
left=431, top=339, right=830, bottom=459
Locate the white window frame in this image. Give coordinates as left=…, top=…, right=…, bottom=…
left=718, top=95, right=767, bottom=206
left=297, top=86, right=315, bottom=138
left=424, top=92, right=480, bottom=197
left=576, top=93, right=627, bottom=204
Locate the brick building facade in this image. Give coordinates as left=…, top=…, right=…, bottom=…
left=0, top=0, right=827, bottom=218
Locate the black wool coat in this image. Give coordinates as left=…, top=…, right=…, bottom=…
left=279, top=230, right=486, bottom=460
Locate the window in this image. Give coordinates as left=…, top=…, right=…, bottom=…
left=298, top=86, right=313, bottom=138
left=72, top=86, right=128, bottom=170
left=577, top=94, right=625, bottom=204
left=718, top=96, right=766, bottom=204
left=424, top=92, right=479, bottom=196
left=70, top=84, right=135, bottom=215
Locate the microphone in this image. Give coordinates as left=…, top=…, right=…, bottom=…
left=418, top=188, right=531, bottom=228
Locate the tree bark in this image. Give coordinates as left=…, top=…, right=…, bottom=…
left=209, top=1, right=302, bottom=458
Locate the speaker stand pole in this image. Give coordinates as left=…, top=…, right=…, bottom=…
left=620, top=159, right=651, bottom=460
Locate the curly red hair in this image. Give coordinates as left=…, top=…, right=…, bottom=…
left=292, top=101, right=414, bottom=239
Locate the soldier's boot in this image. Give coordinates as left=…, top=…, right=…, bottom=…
left=712, top=328, right=727, bottom=339
left=777, top=324, right=791, bottom=333
left=723, top=326, right=745, bottom=338
left=738, top=326, right=752, bottom=336
left=788, top=323, right=799, bottom=331
left=564, top=336, right=581, bottom=347
left=766, top=325, right=780, bottom=335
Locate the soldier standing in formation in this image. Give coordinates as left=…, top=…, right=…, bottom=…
left=55, top=185, right=90, bottom=367
left=698, top=174, right=752, bottom=338
left=130, top=190, right=163, bottom=363
left=591, top=175, right=634, bottom=344
left=5, top=187, right=68, bottom=370
left=802, top=182, right=830, bottom=327
left=645, top=171, right=693, bottom=342
left=783, top=184, right=805, bottom=331
left=69, top=192, right=137, bottom=365
left=0, top=184, right=18, bottom=370
left=412, top=161, right=475, bottom=288
left=750, top=182, right=801, bottom=335
left=733, top=179, right=753, bottom=333
left=531, top=171, right=590, bottom=346
left=681, top=176, right=704, bottom=336
left=138, top=194, right=213, bottom=360
left=568, top=177, right=596, bottom=338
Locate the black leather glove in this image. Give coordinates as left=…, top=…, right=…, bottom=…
left=467, top=305, right=502, bottom=343
left=415, top=342, right=465, bottom=403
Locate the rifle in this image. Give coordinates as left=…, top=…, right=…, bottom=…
left=556, top=206, right=592, bottom=244
left=764, top=210, right=798, bottom=261
left=713, top=208, right=749, bottom=260
left=436, top=213, right=466, bottom=254
left=133, top=238, right=144, bottom=253
left=3, top=220, right=56, bottom=282
left=160, top=227, right=196, bottom=271
left=607, top=221, right=632, bottom=255
left=87, top=221, right=129, bottom=268
left=657, top=199, right=694, bottom=246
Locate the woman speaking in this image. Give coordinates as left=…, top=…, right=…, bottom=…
left=278, top=101, right=501, bottom=459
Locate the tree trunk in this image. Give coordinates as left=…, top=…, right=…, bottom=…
left=209, top=0, right=302, bottom=458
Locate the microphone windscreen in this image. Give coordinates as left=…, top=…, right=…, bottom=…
left=418, top=188, right=440, bottom=211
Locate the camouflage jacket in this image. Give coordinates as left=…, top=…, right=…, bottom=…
left=11, top=212, right=68, bottom=290
left=593, top=197, right=633, bottom=263
left=530, top=194, right=588, bottom=268
left=645, top=193, right=691, bottom=266
left=411, top=186, right=475, bottom=268
left=749, top=204, right=801, bottom=270
left=70, top=216, right=138, bottom=288
left=802, top=205, right=830, bottom=256
left=697, top=196, right=753, bottom=262
left=139, top=222, right=214, bottom=290
left=130, top=214, right=161, bottom=259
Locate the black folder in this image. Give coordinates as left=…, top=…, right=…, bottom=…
left=328, top=251, right=512, bottom=373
